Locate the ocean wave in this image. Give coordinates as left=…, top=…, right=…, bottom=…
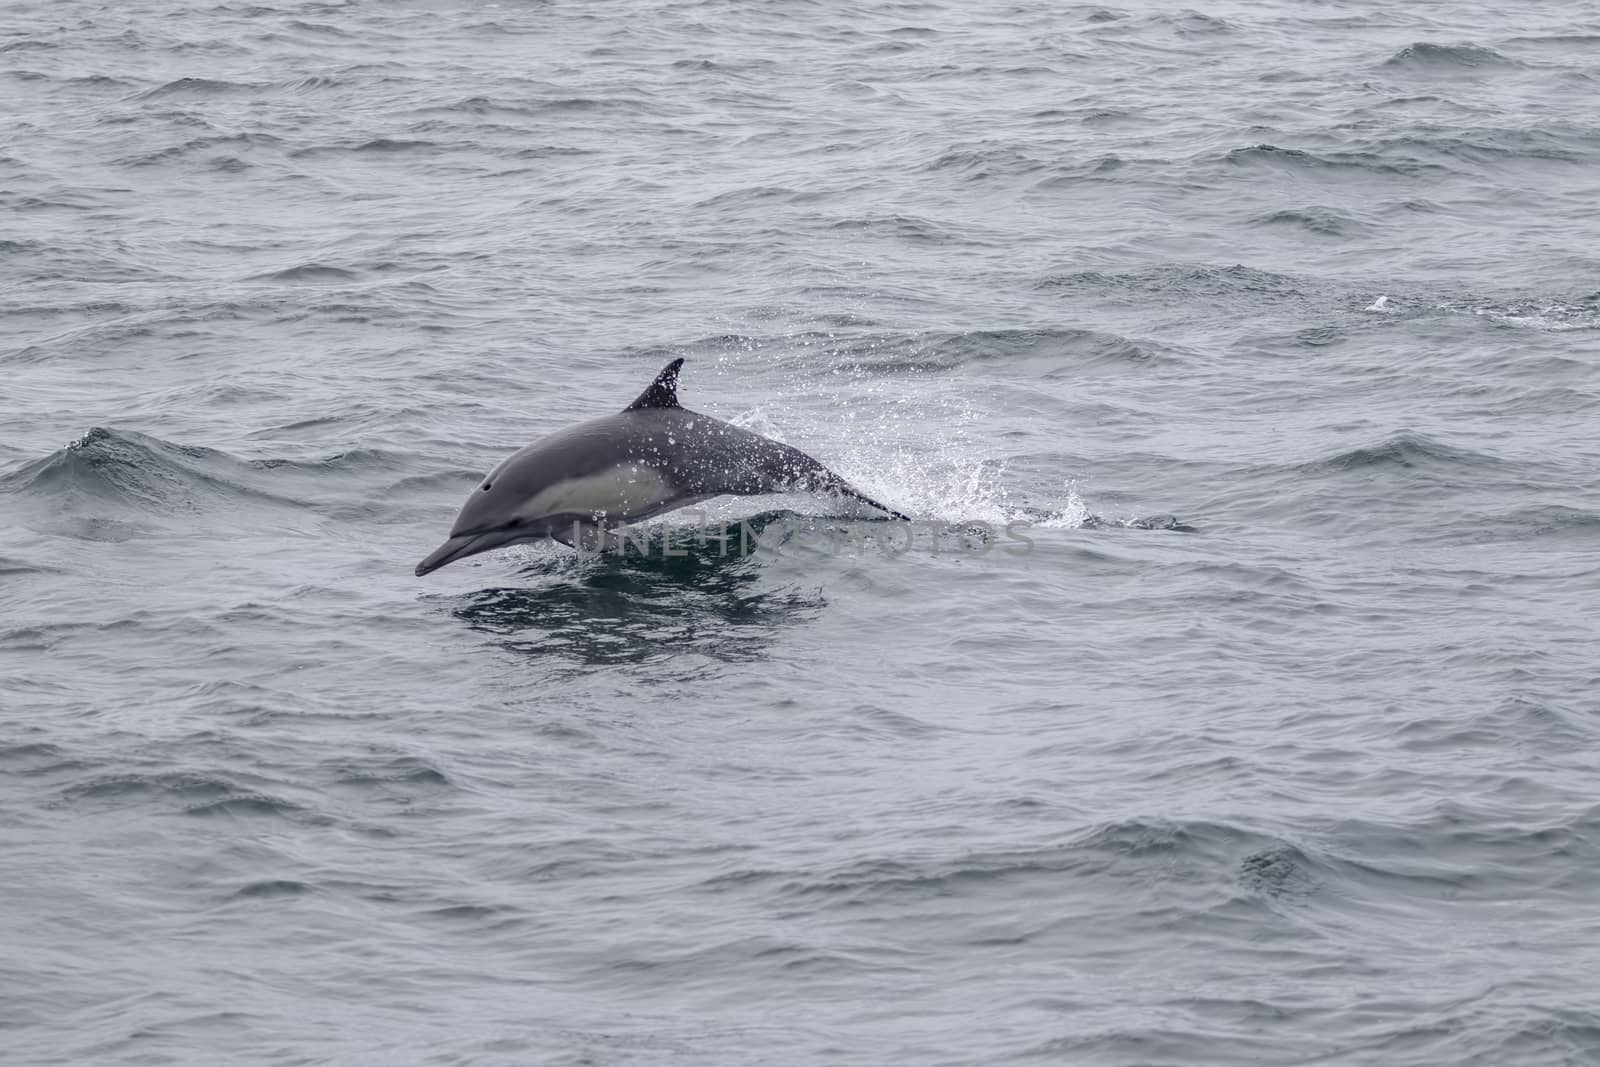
left=1223, top=143, right=1451, bottom=176
left=1323, top=806, right=1600, bottom=902
left=286, top=19, right=356, bottom=39
left=924, top=143, right=1046, bottom=180
left=824, top=326, right=1177, bottom=375
left=1292, top=431, right=1505, bottom=475
left=1237, top=843, right=1320, bottom=900
left=0, top=427, right=421, bottom=522
left=56, top=769, right=319, bottom=822
left=0, top=555, right=64, bottom=577
left=228, top=879, right=313, bottom=900
left=134, top=76, right=260, bottom=99
left=1335, top=126, right=1600, bottom=167
left=1358, top=292, right=1600, bottom=332
left=702, top=817, right=1330, bottom=909
left=114, top=130, right=287, bottom=167
left=1027, top=151, right=1161, bottom=189
left=285, top=138, right=440, bottom=159
left=0, top=741, right=90, bottom=777
left=1391, top=696, right=1597, bottom=754
left=0, top=427, right=299, bottom=514
left=1383, top=42, right=1518, bottom=69
left=1252, top=206, right=1363, bottom=236
left=1038, top=263, right=1306, bottom=301
left=694, top=185, right=800, bottom=209
left=324, top=754, right=453, bottom=790
left=246, top=263, right=360, bottom=284
left=1159, top=11, right=1235, bottom=35
left=1508, top=34, right=1600, bottom=46
left=281, top=74, right=343, bottom=93
left=509, top=143, right=595, bottom=158
left=353, top=138, right=439, bottom=153
left=1432, top=505, right=1600, bottom=546
left=1024, top=1001, right=1600, bottom=1065
left=1090, top=513, right=1198, bottom=532
left=1461, top=298, right=1600, bottom=331
left=823, top=212, right=988, bottom=244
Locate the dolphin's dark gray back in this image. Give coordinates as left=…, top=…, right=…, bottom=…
left=618, top=358, right=907, bottom=518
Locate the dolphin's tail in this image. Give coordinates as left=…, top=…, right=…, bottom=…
left=713, top=431, right=911, bottom=521
left=805, top=469, right=909, bottom=522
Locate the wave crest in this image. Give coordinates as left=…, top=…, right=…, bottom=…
left=1383, top=42, right=1517, bottom=69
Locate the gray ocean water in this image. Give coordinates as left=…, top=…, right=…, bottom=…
left=5, top=1, right=1600, bottom=1063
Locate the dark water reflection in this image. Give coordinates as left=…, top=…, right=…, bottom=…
left=450, top=513, right=825, bottom=666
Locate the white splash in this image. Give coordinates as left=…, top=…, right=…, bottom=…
left=1469, top=301, right=1600, bottom=332
left=1034, top=482, right=1092, bottom=528
left=675, top=332, right=1096, bottom=529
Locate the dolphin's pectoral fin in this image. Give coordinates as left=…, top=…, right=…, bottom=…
left=624, top=358, right=684, bottom=412
left=547, top=520, right=617, bottom=552
left=546, top=523, right=582, bottom=548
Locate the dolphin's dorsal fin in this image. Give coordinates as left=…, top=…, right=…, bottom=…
left=624, top=358, right=684, bottom=412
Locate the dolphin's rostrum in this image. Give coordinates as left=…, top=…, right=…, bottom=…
left=415, top=359, right=909, bottom=575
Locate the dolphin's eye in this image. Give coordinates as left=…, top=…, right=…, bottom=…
left=482, top=482, right=492, bottom=491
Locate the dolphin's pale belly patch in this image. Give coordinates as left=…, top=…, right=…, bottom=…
left=516, top=463, right=677, bottom=523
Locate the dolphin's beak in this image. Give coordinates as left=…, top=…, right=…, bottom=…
left=415, top=532, right=500, bottom=576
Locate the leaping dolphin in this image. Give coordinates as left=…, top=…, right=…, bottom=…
left=415, top=359, right=909, bottom=575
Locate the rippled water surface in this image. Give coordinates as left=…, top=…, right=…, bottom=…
left=5, top=1, right=1600, bottom=1063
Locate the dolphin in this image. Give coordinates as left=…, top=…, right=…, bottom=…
left=415, top=358, right=908, bottom=575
